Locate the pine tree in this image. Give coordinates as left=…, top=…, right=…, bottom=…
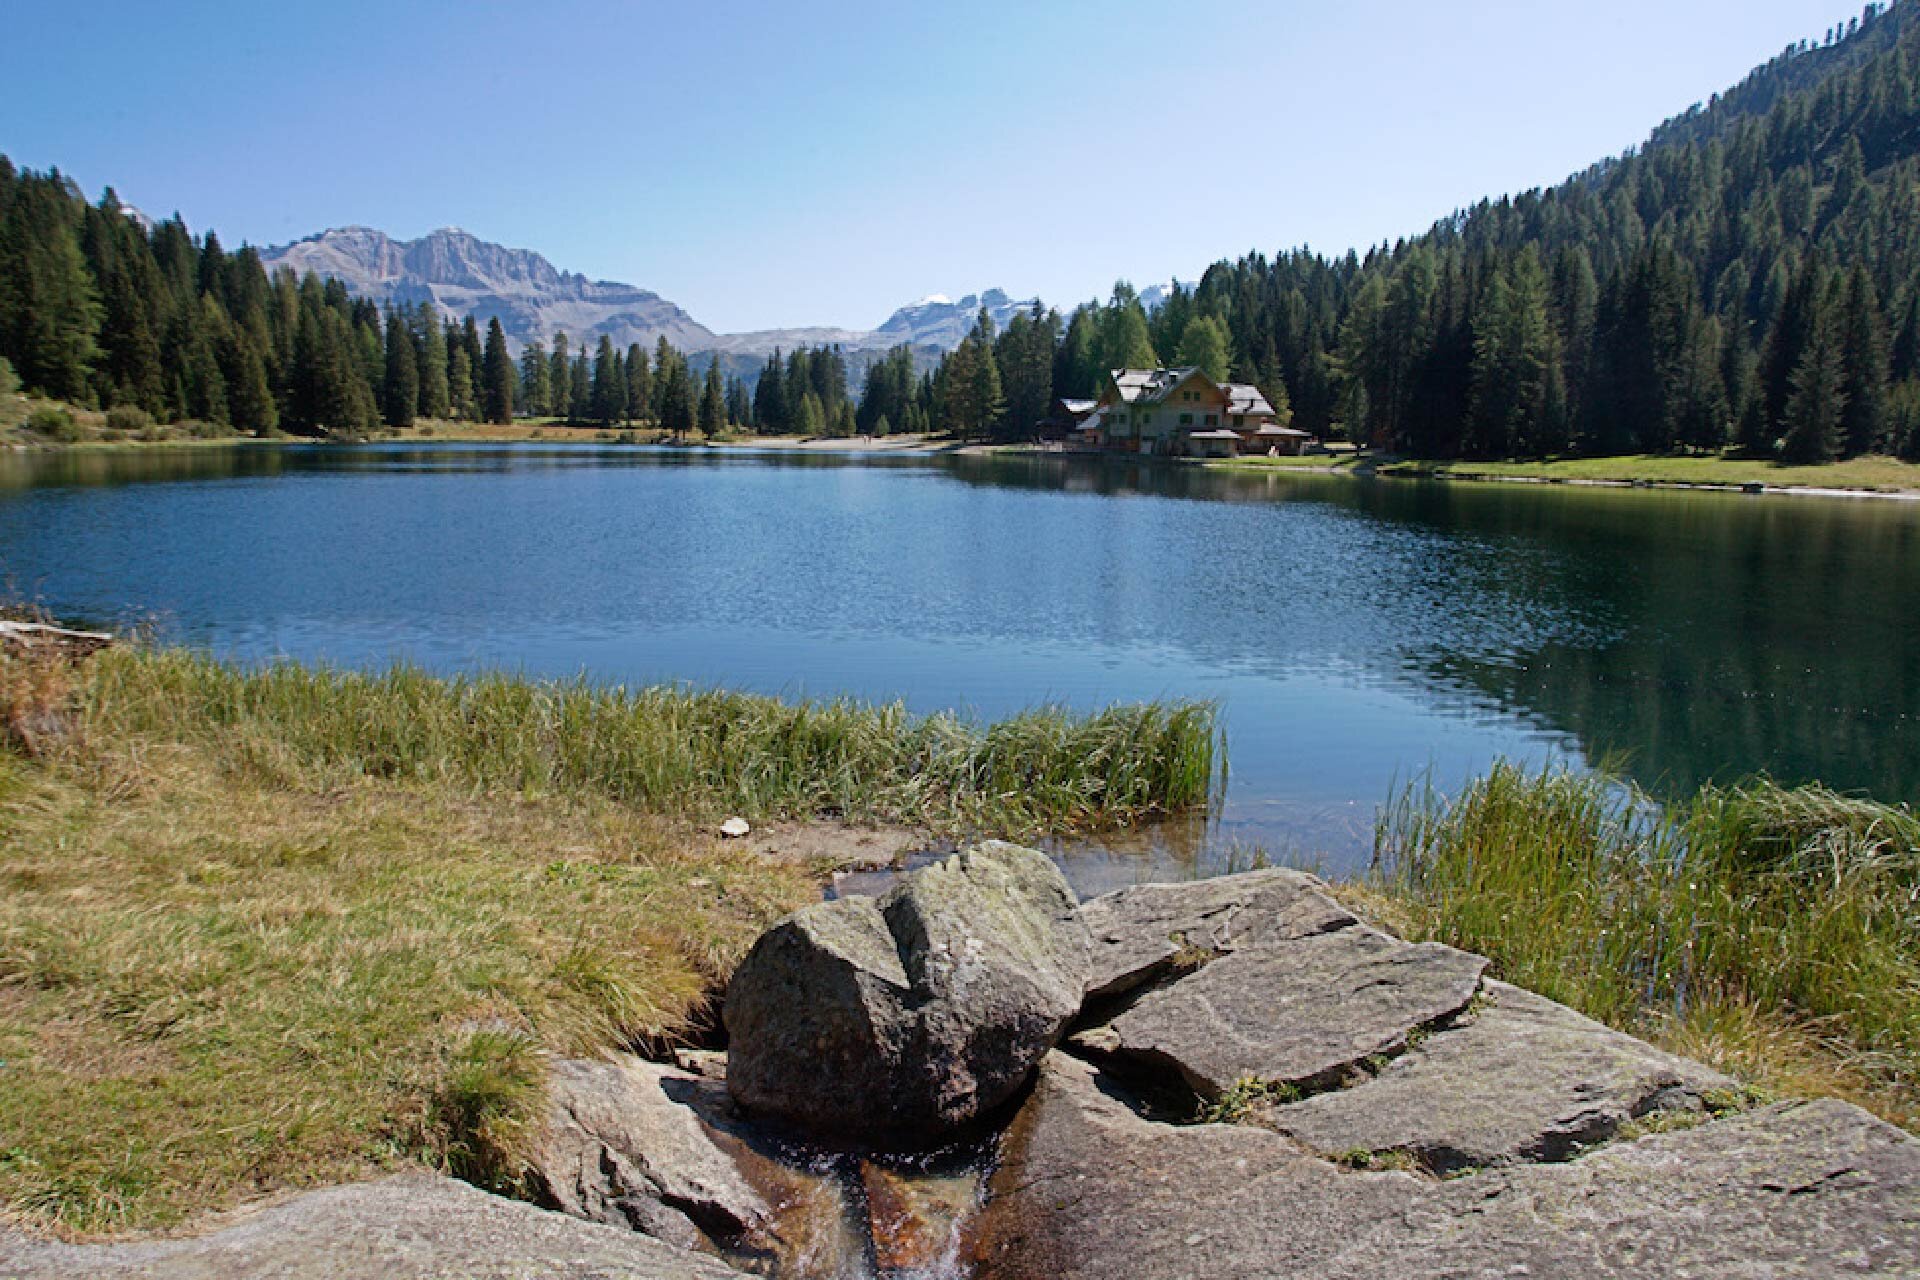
left=519, top=339, right=550, bottom=417
left=417, top=303, right=450, bottom=419
left=590, top=335, right=623, bottom=425
left=1838, top=264, right=1891, bottom=454
left=754, top=349, right=786, bottom=434
left=699, top=358, right=725, bottom=435
left=1780, top=307, right=1848, bottom=462
left=548, top=333, right=571, bottom=422
left=569, top=351, right=591, bottom=422
left=481, top=317, right=514, bottom=424
left=383, top=310, right=418, bottom=428
left=658, top=354, right=695, bottom=436
left=0, top=176, right=101, bottom=401
left=624, top=343, right=649, bottom=424
left=448, top=344, right=476, bottom=420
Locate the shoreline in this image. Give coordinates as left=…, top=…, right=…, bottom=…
left=1206, top=454, right=1920, bottom=503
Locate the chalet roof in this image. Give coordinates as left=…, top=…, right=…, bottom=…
left=1186, top=428, right=1242, bottom=440
left=1253, top=424, right=1313, bottom=438
left=1224, top=383, right=1276, bottom=417
left=1058, top=398, right=1098, bottom=416
left=1109, top=367, right=1206, bottom=405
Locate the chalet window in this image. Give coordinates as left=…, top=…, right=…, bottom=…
left=1179, top=413, right=1193, bottom=425
left=1206, top=414, right=1218, bottom=426
left=1233, top=414, right=1244, bottom=427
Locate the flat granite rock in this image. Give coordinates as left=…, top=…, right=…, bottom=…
left=0, top=1173, right=746, bottom=1279
left=1262, top=980, right=1737, bottom=1171
left=533, top=1055, right=771, bottom=1250
left=1076, top=922, right=1487, bottom=1099
left=970, top=1053, right=1920, bottom=1280
left=1079, top=869, right=1351, bottom=999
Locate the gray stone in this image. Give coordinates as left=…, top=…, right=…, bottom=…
left=1262, top=981, right=1737, bottom=1171
left=0, top=1173, right=745, bottom=1279
left=725, top=841, right=1089, bottom=1144
left=1079, top=869, right=1352, bottom=999
left=532, top=1056, right=771, bottom=1250
left=1077, top=921, right=1486, bottom=1099
left=971, top=1053, right=1920, bottom=1279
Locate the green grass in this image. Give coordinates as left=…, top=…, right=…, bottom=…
left=0, top=644, right=1218, bottom=1235
left=1368, top=763, right=1920, bottom=1130
left=83, top=648, right=1219, bottom=835
left=1214, top=449, right=1920, bottom=493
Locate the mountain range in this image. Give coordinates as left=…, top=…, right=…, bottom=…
left=258, top=226, right=1043, bottom=364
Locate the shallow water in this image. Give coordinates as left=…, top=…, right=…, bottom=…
left=2, top=442, right=1916, bottom=874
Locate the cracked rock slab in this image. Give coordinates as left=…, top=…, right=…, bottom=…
left=0, top=1173, right=746, bottom=1279
left=532, top=1055, right=771, bottom=1250
left=1261, top=981, right=1737, bottom=1171
left=1079, top=869, right=1351, bottom=998
left=971, top=1053, right=1920, bottom=1279
left=1076, top=922, right=1487, bottom=1099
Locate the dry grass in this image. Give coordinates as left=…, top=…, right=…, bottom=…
left=0, top=646, right=822, bottom=1236
left=0, top=644, right=1218, bottom=1235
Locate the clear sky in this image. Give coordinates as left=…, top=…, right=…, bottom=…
left=1, top=0, right=1864, bottom=333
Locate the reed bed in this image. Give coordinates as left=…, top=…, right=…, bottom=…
left=79, top=647, right=1222, bottom=834
left=1371, top=762, right=1920, bottom=1129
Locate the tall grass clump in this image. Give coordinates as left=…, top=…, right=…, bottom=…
left=80, top=647, right=1221, bottom=833
left=1372, top=762, right=1920, bottom=1127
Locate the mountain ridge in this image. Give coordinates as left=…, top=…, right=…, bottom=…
left=258, top=226, right=1040, bottom=360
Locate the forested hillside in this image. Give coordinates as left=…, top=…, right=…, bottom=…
left=6, top=2, right=1920, bottom=458
left=923, top=0, right=1920, bottom=460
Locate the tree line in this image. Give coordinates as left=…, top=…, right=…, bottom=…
left=7, top=3, right=1920, bottom=460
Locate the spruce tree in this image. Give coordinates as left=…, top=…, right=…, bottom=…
left=699, top=358, right=725, bottom=435
left=624, top=343, right=649, bottom=423
left=383, top=310, right=418, bottom=428
left=518, top=339, right=550, bottom=418
left=481, top=318, right=514, bottom=424
left=417, top=303, right=450, bottom=419
left=590, top=336, right=622, bottom=425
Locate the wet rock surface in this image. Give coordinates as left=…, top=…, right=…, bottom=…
left=1260, top=980, right=1738, bottom=1171
left=971, top=1053, right=1920, bottom=1279
left=1074, top=917, right=1487, bottom=1099
left=0, top=1173, right=746, bottom=1279
left=726, top=841, right=1089, bottom=1145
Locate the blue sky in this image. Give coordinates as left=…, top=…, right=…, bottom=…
left=1, top=0, right=1863, bottom=332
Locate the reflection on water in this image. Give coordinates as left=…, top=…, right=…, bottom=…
left=0, top=442, right=1915, bottom=874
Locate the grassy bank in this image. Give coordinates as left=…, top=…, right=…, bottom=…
left=1365, top=764, right=1920, bottom=1131
left=1214, top=449, right=1920, bottom=494
left=0, top=645, right=1218, bottom=1235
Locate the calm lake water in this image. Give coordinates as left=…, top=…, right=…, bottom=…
left=3, top=442, right=1916, bottom=882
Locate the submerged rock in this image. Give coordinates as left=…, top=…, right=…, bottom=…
left=0, top=1172, right=745, bottom=1279
left=1260, top=980, right=1736, bottom=1171
left=1074, top=918, right=1486, bottom=1099
left=725, top=841, right=1090, bottom=1145
left=971, top=1053, right=1920, bottom=1279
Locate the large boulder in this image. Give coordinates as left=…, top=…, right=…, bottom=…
left=0, top=1173, right=746, bottom=1279
left=724, top=841, right=1090, bottom=1145
left=970, top=1053, right=1920, bottom=1279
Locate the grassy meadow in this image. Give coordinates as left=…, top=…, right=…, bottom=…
left=1214, top=448, right=1920, bottom=494
left=0, top=642, right=1219, bottom=1235
left=1363, top=763, right=1920, bottom=1132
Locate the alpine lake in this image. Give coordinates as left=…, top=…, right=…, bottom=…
left=3, top=440, right=1915, bottom=889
